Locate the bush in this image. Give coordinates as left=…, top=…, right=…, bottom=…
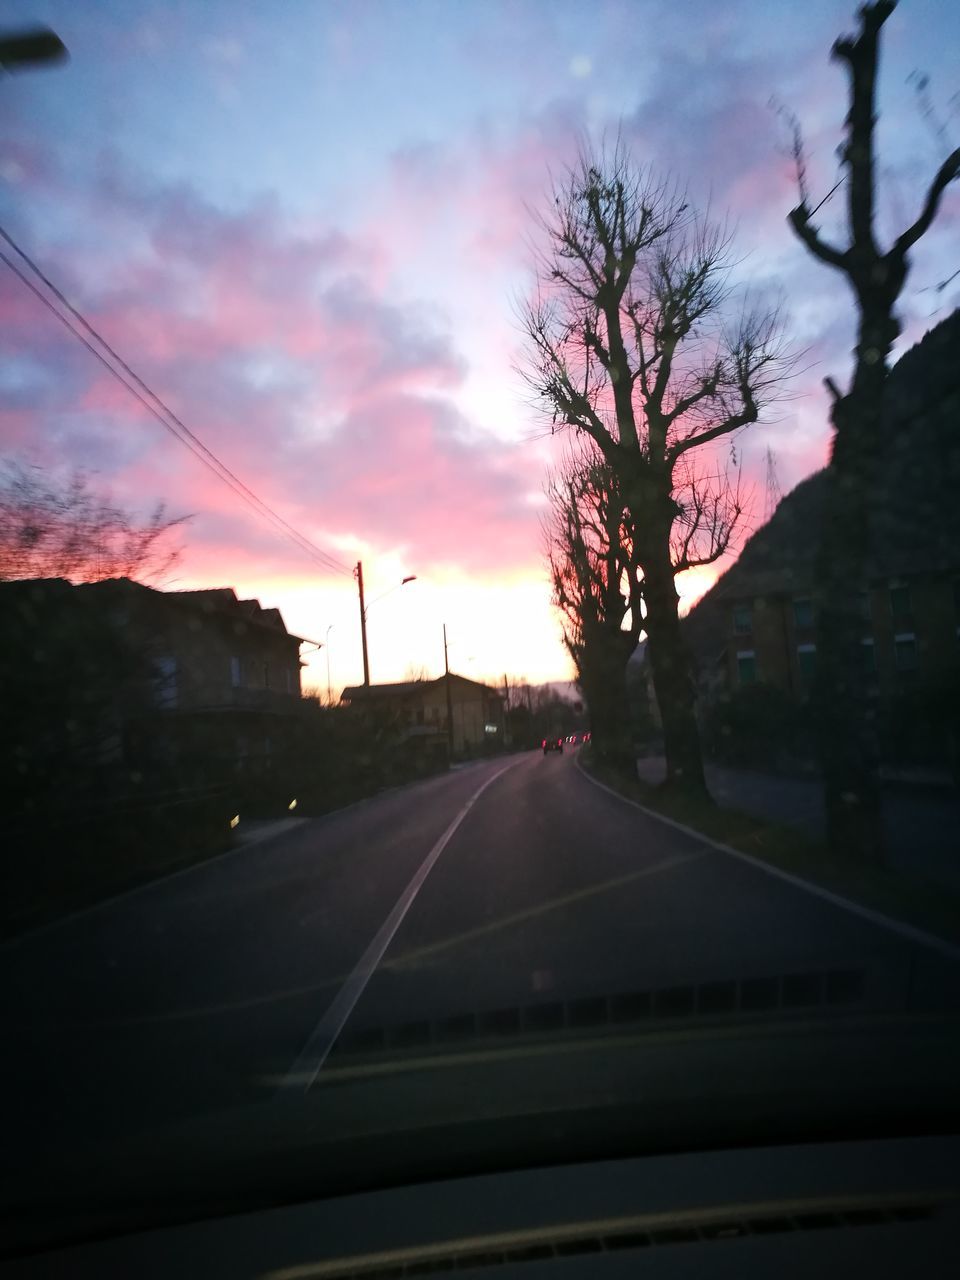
left=704, top=683, right=813, bottom=772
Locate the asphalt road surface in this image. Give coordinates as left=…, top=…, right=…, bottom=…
left=3, top=747, right=959, bottom=1158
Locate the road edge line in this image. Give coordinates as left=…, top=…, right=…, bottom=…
left=575, top=754, right=960, bottom=963
left=280, top=758, right=523, bottom=1094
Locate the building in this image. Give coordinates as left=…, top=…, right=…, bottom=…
left=711, top=560, right=959, bottom=704
left=683, top=310, right=960, bottom=771
left=158, top=584, right=305, bottom=712
left=340, top=673, right=505, bottom=758
left=0, top=576, right=306, bottom=787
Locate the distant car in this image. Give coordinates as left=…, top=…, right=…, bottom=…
left=542, top=736, right=563, bottom=755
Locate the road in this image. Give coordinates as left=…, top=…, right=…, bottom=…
left=2, top=747, right=959, bottom=1159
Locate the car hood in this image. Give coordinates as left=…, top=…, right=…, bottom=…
left=5, top=1007, right=960, bottom=1258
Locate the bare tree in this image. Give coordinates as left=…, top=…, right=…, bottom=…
left=525, top=146, right=787, bottom=793
left=0, top=462, right=188, bottom=585
left=402, top=663, right=432, bottom=683
left=669, top=452, right=747, bottom=578
left=786, top=1, right=960, bottom=860
left=546, top=442, right=642, bottom=770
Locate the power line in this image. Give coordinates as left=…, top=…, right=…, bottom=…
left=0, top=231, right=351, bottom=578
left=0, top=224, right=352, bottom=579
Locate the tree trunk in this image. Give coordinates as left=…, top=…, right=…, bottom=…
left=582, top=643, right=634, bottom=776
left=642, top=552, right=708, bottom=797
left=814, top=333, right=887, bottom=861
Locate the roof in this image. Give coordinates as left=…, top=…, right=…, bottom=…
left=169, top=586, right=302, bottom=638
left=341, top=673, right=503, bottom=703
left=341, top=680, right=431, bottom=700
left=170, top=587, right=238, bottom=606
left=0, top=577, right=306, bottom=643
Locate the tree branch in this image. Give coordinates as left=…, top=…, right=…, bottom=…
left=663, top=364, right=723, bottom=428
left=893, top=146, right=960, bottom=256
left=667, top=406, right=756, bottom=463
left=787, top=204, right=848, bottom=269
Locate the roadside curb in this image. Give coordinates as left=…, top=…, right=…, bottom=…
left=576, top=753, right=960, bottom=963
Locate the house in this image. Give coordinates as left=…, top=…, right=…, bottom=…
left=340, top=673, right=505, bottom=758
left=158, top=584, right=305, bottom=712
left=0, top=576, right=307, bottom=790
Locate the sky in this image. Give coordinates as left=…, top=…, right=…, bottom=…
left=2, top=0, right=958, bottom=694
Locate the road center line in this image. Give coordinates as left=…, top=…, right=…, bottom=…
left=279, top=758, right=522, bottom=1094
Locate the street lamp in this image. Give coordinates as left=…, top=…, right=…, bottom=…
left=354, top=564, right=417, bottom=686
left=365, top=575, right=417, bottom=613
left=0, top=26, right=68, bottom=72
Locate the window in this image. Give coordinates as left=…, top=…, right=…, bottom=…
left=797, top=643, right=816, bottom=682
left=732, top=603, right=752, bottom=635
left=861, top=638, right=877, bottom=674
left=857, top=590, right=873, bottom=621
left=154, top=656, right=178, bottom=709
left=889, top=584, right=911, bottom=621
left=793, top=598, right=814, bottom=629
left=894, top=632, right=918, bottom=672
left=230, top=656, right=241, bottom=688
left=736, top=650, right=756, bottom=684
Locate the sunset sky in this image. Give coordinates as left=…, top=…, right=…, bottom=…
left=2, top=0, right=958, bottom=694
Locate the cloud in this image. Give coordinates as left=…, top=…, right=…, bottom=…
left=0, top=143, right=545, bottom=593
left=4, top=0, right=957, bottom=684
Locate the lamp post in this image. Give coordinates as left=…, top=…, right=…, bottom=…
left=354, top=563, right=416, bottom=686
left=443, top=623, right=454, bottom=760
left=325, top=623, right=334, bottom=705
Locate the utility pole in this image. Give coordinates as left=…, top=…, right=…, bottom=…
left=355, top=561, right=370, bottom=687
left=443, top=623, right=454, bottom=760
left=325, top=623, right=334, bottom=704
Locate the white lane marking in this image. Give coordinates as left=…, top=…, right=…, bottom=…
left=576, top=755, right=960, bottom=963
left=280, top=758, right=522, bottom=1094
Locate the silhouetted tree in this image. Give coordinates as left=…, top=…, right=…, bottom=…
left=546, top=442, right=642, bottom=771
left=0, top=461, right=188, bottom=584
left=786, top=1, right=960, bottom=860
left=525, top=146, right=786, bottom=794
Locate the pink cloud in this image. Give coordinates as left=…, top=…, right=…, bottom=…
left=0, top=147, right=544, bottom=590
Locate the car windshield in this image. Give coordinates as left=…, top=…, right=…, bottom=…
left=2, top=0, right=960, bottom=1255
